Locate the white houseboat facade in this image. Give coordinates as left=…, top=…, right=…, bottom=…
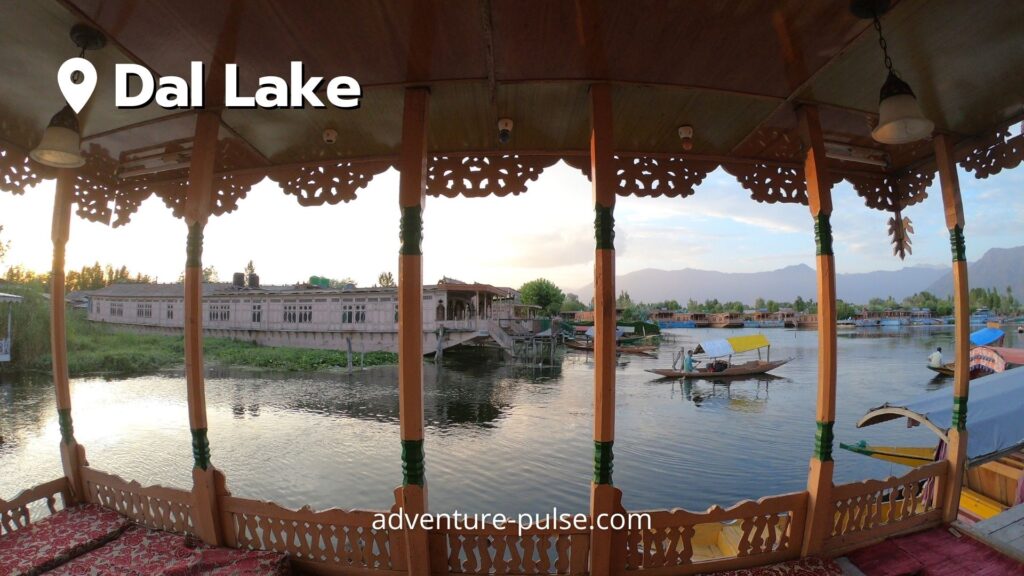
left=87, top=278, right=518, bottom=354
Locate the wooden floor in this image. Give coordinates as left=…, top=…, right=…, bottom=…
left=963, top=503, right=1024, bottom=563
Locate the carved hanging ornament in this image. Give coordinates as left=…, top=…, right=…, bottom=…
left=959, top=122, right=1024, bottom=179
left=614, top=156, right=717, bottom=198
left=0, top=143, right=48, bottom=194
left=269, top=160, right=392, bottom=206
left=721, top=162, right=808, bottom=205
left=426, top=155, right=559, bottom=198
left=888, top=210, right=914, bottom=260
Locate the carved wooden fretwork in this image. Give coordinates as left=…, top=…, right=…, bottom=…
left=561, top=155, right=591, bottom=179
left=269, top=160, right=392, bottom=206
left=721, top=162, right=809, bottom=205
left=844, top=169, right=933, bottom=211
left=615, top=156, right=718, bottom=198
left=888, top=210, right=914, bottom=260
left=959, top=123, right=1024, bottom=179
left=72, top=145, right=118, bottom=224
left=622, top=492, right=806, bottom=571
left=427, top=155, right=559, bottom=198
left=0, top=143, right=49, bottom=195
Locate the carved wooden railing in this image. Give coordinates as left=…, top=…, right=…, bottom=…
left=825, top=460, right=946, bottom=554
left=221, top=496, right=405, bottom=575
left=622, top=492, right=807, bottom=575
left=81, top=466, right=194, bottom=534
left=0, top=477, right=70, bottom=536
left=430, top=521, right=590, bottom=576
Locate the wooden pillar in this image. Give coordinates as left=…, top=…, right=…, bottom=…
left=395, top=87, right=430, bottom=576
left=935, top=133, right=969, bottom=523
left=183, top=110, right=223, bottom=545
left=51, top=169, right=86, bottom=502
left=799, top=106, right=837, bottom=556
left=589, top=82, right=622, bottom=576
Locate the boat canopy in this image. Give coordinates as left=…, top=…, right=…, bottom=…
left=970, top=327, right=1004, bottom=346
left=695, top=334, right=770, bottom=358
left=857, top=368, right=1024, bottom=465
left=971, top=346, right=1024, bottom=374
left=584, top=327, right=626, bottom=340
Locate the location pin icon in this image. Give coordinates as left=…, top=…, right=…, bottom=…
left=57, top=57, right=97, bottom=114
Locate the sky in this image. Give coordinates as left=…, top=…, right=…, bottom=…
left=1, top=161, right=1021, bottom=293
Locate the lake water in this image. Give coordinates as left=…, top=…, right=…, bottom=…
left=2, top=327, right=1016, bottom=516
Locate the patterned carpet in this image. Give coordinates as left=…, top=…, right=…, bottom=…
left=846, top=527, right=1024, bottom=575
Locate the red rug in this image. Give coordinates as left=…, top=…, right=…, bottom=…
left=846, top=528, right=1024, bottom=575
left=708, top=556, right=842, bottom=575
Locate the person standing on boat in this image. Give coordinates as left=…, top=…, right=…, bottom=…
left=928, top=346, right=943, bottom=368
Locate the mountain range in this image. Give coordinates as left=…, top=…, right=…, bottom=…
left=574, top=246, right=1024, bottom=305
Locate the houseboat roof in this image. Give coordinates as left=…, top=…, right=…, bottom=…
left=0, top=292, right=24, bottom=304
left=0, top=2, right=1020, bottom=228
left=88, top=281, right=508, bottom=298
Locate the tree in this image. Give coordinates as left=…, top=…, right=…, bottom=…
left=616, top=290, right=633, bottom=308
left=560, top=293, right=587, bottom=312
left=244, top=260, right=256, bottom=276
left=378, top=271, right=396, bottom=287
left=754, top=297, right=766, bottom=311
left=794, top=295, right=807, bottom=313
left=0, top=225, right=8, bottom=263
left=519, top=278, right=565, bottom=317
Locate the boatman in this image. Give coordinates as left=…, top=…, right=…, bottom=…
left=928, top=346, right=943, bottom=368
left=683, top=349, right=697, bottom=373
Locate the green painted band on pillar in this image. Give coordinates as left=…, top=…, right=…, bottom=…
left=186, top=222, right=204, bottom=268
left=594, top=203, right=615, bottom=250
left=593, top=440, right=614, bottom=484
left=402, top=439, right=425, bottom=486
left=58, top=408, right=75, bottom=445
left=813, top=421, right=834, bottom=461
left=399, top=206, right=423, bottom=256
left=952, top=396, right=968, bottom=431
left=191, top=428, right=211, bottom=470
left=814, top=213, right=833, bottom=256
left=950, top=225, right=966, bottom=262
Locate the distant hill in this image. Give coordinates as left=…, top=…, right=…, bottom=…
left=926, top=246, right=1024, bottom=298
left=574, top=264, right=948, bottom=305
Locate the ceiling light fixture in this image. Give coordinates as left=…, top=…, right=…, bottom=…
left=852, top=0, right=934, bottom=144
left=30, top=24, right=106, bottom=168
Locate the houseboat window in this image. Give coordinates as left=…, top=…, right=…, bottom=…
left=208, top=304, right=230, bottom=322
left=251, top=304, right=262, bottom=323
left=166, top=303, right=173, bottom=319
left=355, top=304, right=366, bottom=323
left=111, top=302, right=123, bottom=317
left=342, top=304, right=353, bottom=323
left=137, top=302, right=152, bottom=318
left=285, top=304, right=311, bottom=323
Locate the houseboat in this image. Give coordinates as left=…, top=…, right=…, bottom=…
left=710, top=312, right=744, bottom=328
left=744, top=310, right=785, bottom=329
left=88, top=277, right=522, bottom=355
left=1, top=1, right=1020, bottom=574
left=653, top=309, right=696, bottom=329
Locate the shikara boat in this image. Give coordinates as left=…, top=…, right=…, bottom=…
left=841, top=368, right=1024, bottom=522
left=927, top=327, right=1007, bottom=376
left=565, top=339, right=657, bottom=356
left=646, top=334, right=791, bottom=379
left=927, top=362, right=956, bottom=376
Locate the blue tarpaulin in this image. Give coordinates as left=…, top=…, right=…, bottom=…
left=970, top=327, right=1004, bottom=346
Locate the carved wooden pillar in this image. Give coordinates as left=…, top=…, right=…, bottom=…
left=799, top=106, right=837, bottom=556
left=589, top=82, right=623, bottom=576
left=183, top=110, right=223, bottom=545
left=395, top=87, right=430, bottom=576
left=935, top=133, right=969, bottom=523
left=51, top=169, right=86, bottom=503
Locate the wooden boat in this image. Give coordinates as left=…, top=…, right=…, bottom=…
left=565, top=339, right=657, bottom=356
left=844, top=369, right=1024, bottom=523
left=927, top=362, right=956, bottom=376
left=647, top=358, right=790, bottom=379
left=647, top=333, right=790, bottom=379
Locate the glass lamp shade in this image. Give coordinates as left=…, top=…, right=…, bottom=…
left=871, top=72, right=934, bottom=144
left=30, top=105, right=85, bottom=168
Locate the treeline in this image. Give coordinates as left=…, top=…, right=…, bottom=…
left=550, top=286, right=1021, bottom=322
left=3, top=262, right=154, bottom=292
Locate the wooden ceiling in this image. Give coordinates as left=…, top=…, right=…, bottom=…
left=0, top=0, right=1021, bottom=183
